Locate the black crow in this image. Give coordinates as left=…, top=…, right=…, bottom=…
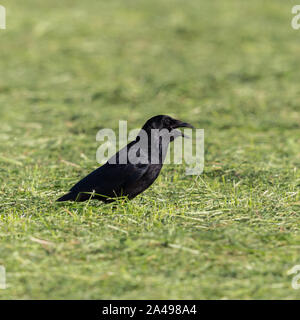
left=57, top=115, right=193, bottom=203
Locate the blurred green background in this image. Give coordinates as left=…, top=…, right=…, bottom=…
left=0, top=0, right=299, bottom=299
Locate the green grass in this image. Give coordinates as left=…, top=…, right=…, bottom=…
left=0, top=0, right=300, bottom=299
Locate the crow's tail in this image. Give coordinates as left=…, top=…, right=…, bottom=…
left=56, top=192, right=76, bottom=202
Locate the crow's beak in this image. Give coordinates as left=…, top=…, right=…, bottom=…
left=171, top=119, right=194, bottom=139
left=172, top=119, right=194, bottom=129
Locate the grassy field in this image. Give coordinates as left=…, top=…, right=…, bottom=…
left=0, top=0, right=300, bottom=299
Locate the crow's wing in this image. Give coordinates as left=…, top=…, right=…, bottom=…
left=69, top=142, right=149, bottom=197
left=70, top=162, right=148, bottom=196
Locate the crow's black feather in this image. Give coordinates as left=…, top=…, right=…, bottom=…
left=57, top=115, right=193, bottom=203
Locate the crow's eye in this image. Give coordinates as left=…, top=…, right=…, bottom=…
left=164, top=118, right=171, bottom=127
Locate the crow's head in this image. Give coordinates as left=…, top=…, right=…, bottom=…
left=142, top=115, right=194, bottom=139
